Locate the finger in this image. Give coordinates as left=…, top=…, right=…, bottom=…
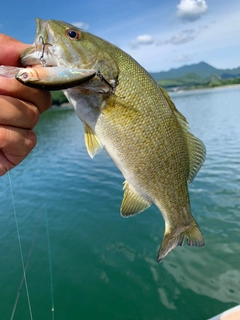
left=0, top=77, right=52, bottom=114
left=0, top=125, right=36, bottom=176
left=0, top=34, right=29, bottom=66
left=0, top=96, right=40, bottom=129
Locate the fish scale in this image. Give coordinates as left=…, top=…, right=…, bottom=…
left=19, top=18, right=206, bottom=262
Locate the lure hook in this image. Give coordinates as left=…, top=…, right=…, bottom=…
left=96, top=70, right=118, bottom=93
left=38, top=36, right=53, bottom=67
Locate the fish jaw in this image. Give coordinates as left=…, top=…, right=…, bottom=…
left=20, top=45, right=58, bottom=67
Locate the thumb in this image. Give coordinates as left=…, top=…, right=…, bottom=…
left=0, top=34, right=29, bottom=66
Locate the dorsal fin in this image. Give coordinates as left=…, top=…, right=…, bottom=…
left=120, top=181, right=151, bottom=217
left=160, top=87, right=206, bottom=183
left=83, top=122, right=103, bottom=158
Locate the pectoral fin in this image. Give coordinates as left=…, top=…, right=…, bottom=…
left=83, top=122, right=103, bottom=158
left=120, top=181, right=151, bottom=217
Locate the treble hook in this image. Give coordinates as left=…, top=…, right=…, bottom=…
left=96, top=70, right=119, bottom=93
left=38, top=36, right=52, bottom=67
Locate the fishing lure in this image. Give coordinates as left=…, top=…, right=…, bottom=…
left=0, top=65, right=97, bottom=90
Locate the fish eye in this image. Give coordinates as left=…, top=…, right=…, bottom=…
left=66, top=29, right=81, bottom=40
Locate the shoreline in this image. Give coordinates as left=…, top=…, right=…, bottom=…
left=167, top=83, right=240, bottom=94
left=50, top=83, right=240, bottom=108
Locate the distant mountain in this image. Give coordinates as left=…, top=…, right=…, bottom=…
left=150, top=62, right=240, bottom=82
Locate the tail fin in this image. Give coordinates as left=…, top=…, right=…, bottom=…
left=157, top=220, right=204, bottom=263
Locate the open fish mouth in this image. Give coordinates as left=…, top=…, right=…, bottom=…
left=20, top=19, right=59, bottom=68
left=36, top=36, right=54, bottom=67
left=20, top=41, right=58, bottom=68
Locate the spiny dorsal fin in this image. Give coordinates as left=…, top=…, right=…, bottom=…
left=160, top=87, right=206, bottom=184
left=120, top=181, right=151, bottom=217
left=83, top=122, right=103, bottom=158
left=160, top=87, right=187, bottom=122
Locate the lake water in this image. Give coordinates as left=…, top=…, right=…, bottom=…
left=0, top=86, right=240, bottom=320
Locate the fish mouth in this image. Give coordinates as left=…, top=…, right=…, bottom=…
left=20, top=41, right=58, bottom=68
left=20, top=19, right=59, bottom=68
left=20, top=47, right=57, bottom=68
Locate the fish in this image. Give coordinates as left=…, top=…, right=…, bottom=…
left=15, top=66, right=96, bottom=90
left=19, top=18, right=206, bottom=262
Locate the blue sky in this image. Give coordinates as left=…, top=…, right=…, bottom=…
left=1, top=0, right=240, bottom=72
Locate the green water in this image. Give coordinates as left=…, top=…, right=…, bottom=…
left=0, top=86, right=240, bottom=320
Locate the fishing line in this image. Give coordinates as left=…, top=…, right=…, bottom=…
left=45, top=206, right=55, bottom=320
left=7, top=171, right=33, bottom=320
left=10, top=226, right=38, bottom=320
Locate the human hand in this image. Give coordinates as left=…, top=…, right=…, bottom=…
left=0, top=34, right=52, bottom=176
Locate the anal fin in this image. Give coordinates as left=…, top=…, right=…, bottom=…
left=120, top=181, right=151, bottom=217
left=83, top=122, right=103, bottom=158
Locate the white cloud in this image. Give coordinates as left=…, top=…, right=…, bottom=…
left=101, top=0, right=240, bottom=71
left=177, top=0, right=208, bottom=22
left=71, top=22, right=89, bottom=30
left=130, top=34, right=155, bottom=49
left=157, top=29, right=196, bottom=46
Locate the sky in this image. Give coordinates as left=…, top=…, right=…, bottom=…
left=1, top=0, right=240, bottom=72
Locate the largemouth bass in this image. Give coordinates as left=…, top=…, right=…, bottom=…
left=20, top=19, right=206, bottom=262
